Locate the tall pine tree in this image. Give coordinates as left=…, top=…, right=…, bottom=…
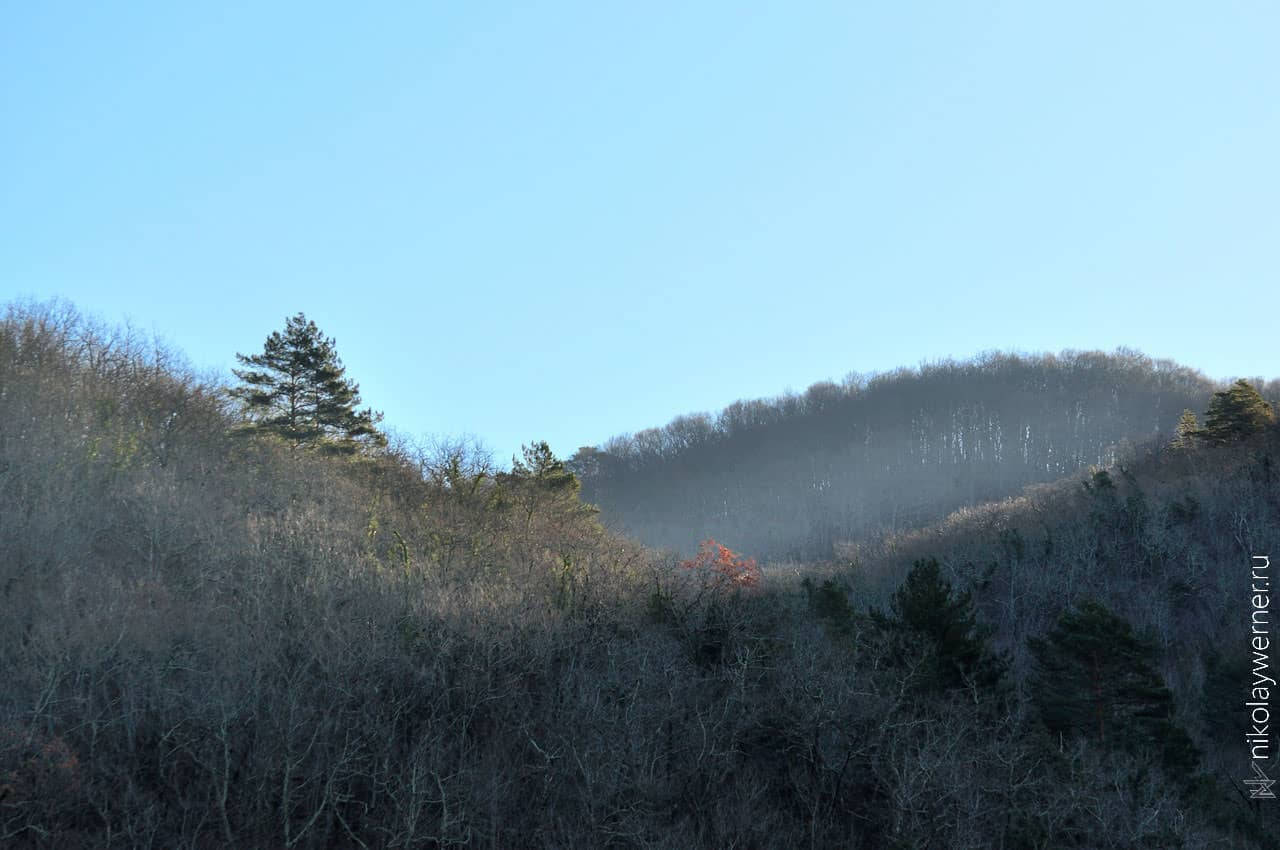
left=231, top=313, right=384, bottom=454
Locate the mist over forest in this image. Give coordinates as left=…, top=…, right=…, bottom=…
left=573, top=351, right=1279, bottom=561
left=2, top=300, right=1278, bottom=849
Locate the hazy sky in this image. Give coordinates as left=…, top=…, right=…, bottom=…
left=4, top=2, right=1277, bottom=465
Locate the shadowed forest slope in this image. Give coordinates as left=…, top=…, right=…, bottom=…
left=838, top=417, right=1280, bottom=784
left=571, top=351, right=1278, bottom=560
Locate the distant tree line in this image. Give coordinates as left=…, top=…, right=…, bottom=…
left=572, top=350, right=1277, bottom=560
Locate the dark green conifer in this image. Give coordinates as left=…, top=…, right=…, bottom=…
left=874, top=557, right=1005, bottom=693
left=510, top=441, right=580, bottom=493
left=804, top=577, right=861, bottom=640
left=1029, top=600, right=1199, bottom=776
left=1201, top=379, right=1275, bottom=445
left=231, top=313, right=384, bottom=454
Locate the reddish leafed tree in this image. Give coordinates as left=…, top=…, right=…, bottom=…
left=680, top=539, right=761, bottom=588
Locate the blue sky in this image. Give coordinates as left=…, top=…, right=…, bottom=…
left=3, top=2, right=1277, bottom=465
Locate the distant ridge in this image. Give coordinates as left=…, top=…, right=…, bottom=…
left=572, top=349, right=1275, bottom=560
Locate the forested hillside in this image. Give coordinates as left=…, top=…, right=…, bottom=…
left=572, top=351, right=1276, bottom=560
left=2, top=301, right=1276, bottom=849
left=840, top=395, right=1280, bottom=808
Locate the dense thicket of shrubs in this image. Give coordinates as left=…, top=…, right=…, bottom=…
left=1, top=302, right=1274, bottom=848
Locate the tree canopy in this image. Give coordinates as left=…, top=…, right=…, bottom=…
left=873, top=557, right=1005, bottom=694
left=1201, top=379, right=1275, bottom=444
left=231, top=313, right=384, bottom=454
left=1029, top=600, right=1199, bottom=776
left=1171, top=409, right=1201, bottom=449
left=509, top=440, right=579, bottom=493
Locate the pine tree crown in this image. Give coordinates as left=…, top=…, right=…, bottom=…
left=231, top=312, right=385, bottom=454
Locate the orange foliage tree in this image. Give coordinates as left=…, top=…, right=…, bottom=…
left=680, top=539, right=761, bottom=588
